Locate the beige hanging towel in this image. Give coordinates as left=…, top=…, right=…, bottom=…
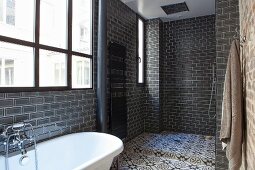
left=220, top=40, right=243, bottom=170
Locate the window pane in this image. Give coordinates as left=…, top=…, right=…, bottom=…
left=40, top=50, right=67, bottom=87
left=5, top=59, right=14, bottom=85
left=0, top=0, right=35, bottom=41
left=138, top=18, right=144, bottom=83
left=6, top=0, right=15, bottom=25
left=0, top=41, right=34, bottom=87
left=40, top=0, right=67, bottom=49
left=0, top=0, right=3, bottom=22
left=72, top=56, right=92, bottom=88
left=72, top=0, right=92, bottom=54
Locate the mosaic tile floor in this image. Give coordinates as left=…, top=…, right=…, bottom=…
left=112, top=132, right=215, bottom=170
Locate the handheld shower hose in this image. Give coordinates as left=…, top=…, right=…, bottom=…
left=207, top=64, right=216, bottom=119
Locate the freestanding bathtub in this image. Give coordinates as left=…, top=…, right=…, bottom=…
left=0, top=132, right=124, bottom=170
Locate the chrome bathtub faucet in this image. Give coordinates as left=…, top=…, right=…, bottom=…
left=1, top=123, right=33, bottom=155
left=1, top=122, right=38, bottom=170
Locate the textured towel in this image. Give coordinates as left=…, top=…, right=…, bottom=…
left=220, top=40, right=243, bottom=170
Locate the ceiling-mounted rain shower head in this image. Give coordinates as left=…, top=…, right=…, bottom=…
left=161, top=2, right=189, bottom=15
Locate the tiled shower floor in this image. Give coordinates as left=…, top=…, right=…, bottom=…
left=112, top=132, right=215, bottom=170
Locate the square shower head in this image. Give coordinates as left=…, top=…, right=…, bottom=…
left=161, top=2, right=189, bottom=15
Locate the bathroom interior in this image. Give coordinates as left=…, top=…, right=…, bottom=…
left=0, top=0, right=254, bottom=169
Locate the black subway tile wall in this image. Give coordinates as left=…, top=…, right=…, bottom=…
left=215, top=0, right=239, bottom=169
left=107, top=0, right=146, bottom=140
left=162, top=15, right=216, bottom=136
left=144, top=15, right=216, bottom=136
left=0, top=91, right=97, bottom=148
left=144, top=19, right=163, bottom=133
left=159, top=19, right=165, bottom=133
left=0, top=0, right=99, bottom=151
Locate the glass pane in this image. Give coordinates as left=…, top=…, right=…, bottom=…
left=40, top=49, right=67, bottom=87
left=0, top=0, right=3, bottom=22
left=40, top=0, right=67, bottom=49
left=72, top=0, right=92, bottom=54
left=5, top=59, right=14, bottom=85
left=138, top=19, right=144, bottom=83
left=0, top=41, right=34, bottom=87
left=6, top=0, right=15, bottom=25
left=0, top=0, right=35, bottom=41
left=72, top=56, right=92, bottom=88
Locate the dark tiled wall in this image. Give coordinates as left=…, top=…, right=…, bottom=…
left=0, top=1, right=98, bottom=151
left=144, top=19, right=163, bottom=133
left=107, top=0, right=146, bottom=139
left=0, top=90, right=96, bottom=138
left=215, top=0, right=239, bottom=169
left=159, top=19, right=165, bottom=132
left=162, top=15, right=216, bottom=136
left=0, top=89, right=97, bottom=153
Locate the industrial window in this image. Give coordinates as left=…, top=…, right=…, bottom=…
left=0, top=0, right=93, bottom=92
left=137, top=17, right=145, bottom=84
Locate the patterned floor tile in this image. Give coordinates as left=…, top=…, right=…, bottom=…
left=112, top=132, right=215, bottom=170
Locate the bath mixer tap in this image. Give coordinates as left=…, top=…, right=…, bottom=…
left=1, top=122, right=34, bottom=155
left=2, top=122, right=38, bottom=170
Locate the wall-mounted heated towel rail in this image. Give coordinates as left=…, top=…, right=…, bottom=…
left=108, top=42, right=127, bottom=139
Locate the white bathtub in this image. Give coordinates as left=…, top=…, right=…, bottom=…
left=0, top=132, right=124, bottom=170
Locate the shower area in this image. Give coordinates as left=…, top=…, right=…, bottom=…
left=109, top=1, right=217, bottom=169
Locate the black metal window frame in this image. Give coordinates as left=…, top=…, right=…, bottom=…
left=0, top=0, right=94, bottom=92
left=136, top=15, right=145, bottom=85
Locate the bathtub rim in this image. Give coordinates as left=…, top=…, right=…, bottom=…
left=0, top=132, right=124, bottom=170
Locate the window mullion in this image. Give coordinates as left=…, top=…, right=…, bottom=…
left=35, top=0, right=40, bottom=88
left=67, top=0, right=72, bottom=89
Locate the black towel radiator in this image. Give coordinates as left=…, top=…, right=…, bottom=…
left=108, top=42, right=127, bottom=139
